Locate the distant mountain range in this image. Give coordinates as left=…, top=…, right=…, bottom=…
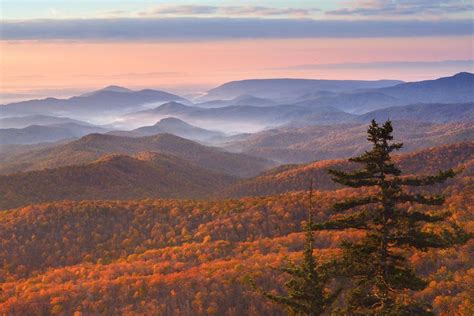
left=0, top=86, right=187, bottom=118
left=196, top=94, right=277, bottom=108
left=199, top=78, right=403, bottom=101
left=2, top=101, right=471, bottom=146
left=0, top=152, right=237, bottom=209
left=1, top=73, right=472, bottom=135
left=0, top=72, right=472, bottom=147
left=123, top=72, right=473, bottom=131
left=192, top=100, right=473, bottom=131
left=0, top=123, right=106, bottom=145
left=80, top=85, right=132, bottom=96
left=109, top=117, right=226, bottom=143
left=292, top=72, right=474, bottom=113
left=295, top=91, right=402, bottom=113
left=124, top=101, right=352, bottom=132
left=355, top=102, right=474, bottom=123
left=0, top=133, right=273, bottom=177
left=0, top=115, right=93, bottom=129
left=376, top=72, right=474, bottom=104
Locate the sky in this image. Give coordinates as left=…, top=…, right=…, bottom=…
left=0, top=0, right=473, bottom=101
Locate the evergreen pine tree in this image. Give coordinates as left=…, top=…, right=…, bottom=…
left=314, top=120, right=471, bottom=315
left=252, top=183, right=340, bottom=316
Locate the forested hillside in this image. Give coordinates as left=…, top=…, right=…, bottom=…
left=0, top=139, right=472, bottom=314
left=0, top=133, right=273, bottom=177
left=0, top=152, right=237, bottom=209
left=0, top=177, right=471, bottom=314
left=226, top=121, right=473, bottom=163
left=220, top=141, right=474, bottom=198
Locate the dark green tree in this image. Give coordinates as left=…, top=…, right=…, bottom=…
left=314, top=120, right=470, bottom=315
left=252, top=184, right=340, bottom=315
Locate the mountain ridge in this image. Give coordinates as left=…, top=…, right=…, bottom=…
left=220, top=141, right=474, bottom=198
left=0, top=123, right=106, bottom=145
left=0, top=87, right=188, bottom=118
left=0, top=132, right=273, bottom=177
left=225, top=120, right=474, bottom=163
left=0, top=151, right=238, bottom=209
left=109, top=117, right=225, bottom=142
left=201, top=78, right=404, bottom=101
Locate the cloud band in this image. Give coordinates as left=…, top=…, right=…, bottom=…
left=1, top=18, right=472, bottom=41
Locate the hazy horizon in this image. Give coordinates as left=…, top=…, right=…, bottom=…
left=1, top=1, right=473, bottom=103
left=2, top=69, right=473, bottom=104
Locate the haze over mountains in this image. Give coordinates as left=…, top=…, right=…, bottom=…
left=0, top=72, right=472, bottom=174
left=2, top=72, right=472, bottom=131
left=0, top=133, right=272, bottom=177
left=109, top=117, right=226, bottom=143
left=375, top=72, right=474, bottom=104
left=196, top=94, right=277, bottom=108
left=0, top=85, right=187, bottom=121
left=0, top=115, right=93, bottom=129
left=198, top=78, right=404, bottom=101
left=354, top=102, right=474, bottom=123
left=0, top=72, right=473, bottom=315
left=0, top=122, right=107, bottom=145
left=224, top=121, right=473, bottom=163
left=0, top=71, right=472, bottom=212
left=0, top=71, right=472, bottom=176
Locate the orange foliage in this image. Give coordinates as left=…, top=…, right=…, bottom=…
left=0, top=178, right=472, bottom=314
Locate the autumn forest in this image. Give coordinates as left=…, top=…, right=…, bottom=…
left=1, top=3, right=474, bottom=313
left=0, top=116, right=471, bottom=315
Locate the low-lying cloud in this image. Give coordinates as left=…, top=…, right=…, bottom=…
left=1, top=18, right=472, bottom=41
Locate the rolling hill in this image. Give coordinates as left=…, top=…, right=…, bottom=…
left=0, top=177, right=471, bottom=315
left=0, top=133, right=273, bottom=177
left=0, top=115, right=93, bottom=129
left=355, top=102, right=474, bottom=123
left=0, top=123, right=106, bottom=145
left=187, top=104, right=312, bottom=123
left=295, top=91, right=402, bottom=113
left=0, top=152, right=237, bottom=209
left=225, top=121, right=474, bottom=163
left=124, top=101, right=353, bottom=133
left=196, top=94, right=277, bottom=108
left=220, top=141, right=474, bottom=198
left=110, top=117, right=225, bottom=142
left=0, top=140, right=71, bottom=164
left=138, top=101, right=197, bottom=116
left=284, top=106, right=356, bottom=126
